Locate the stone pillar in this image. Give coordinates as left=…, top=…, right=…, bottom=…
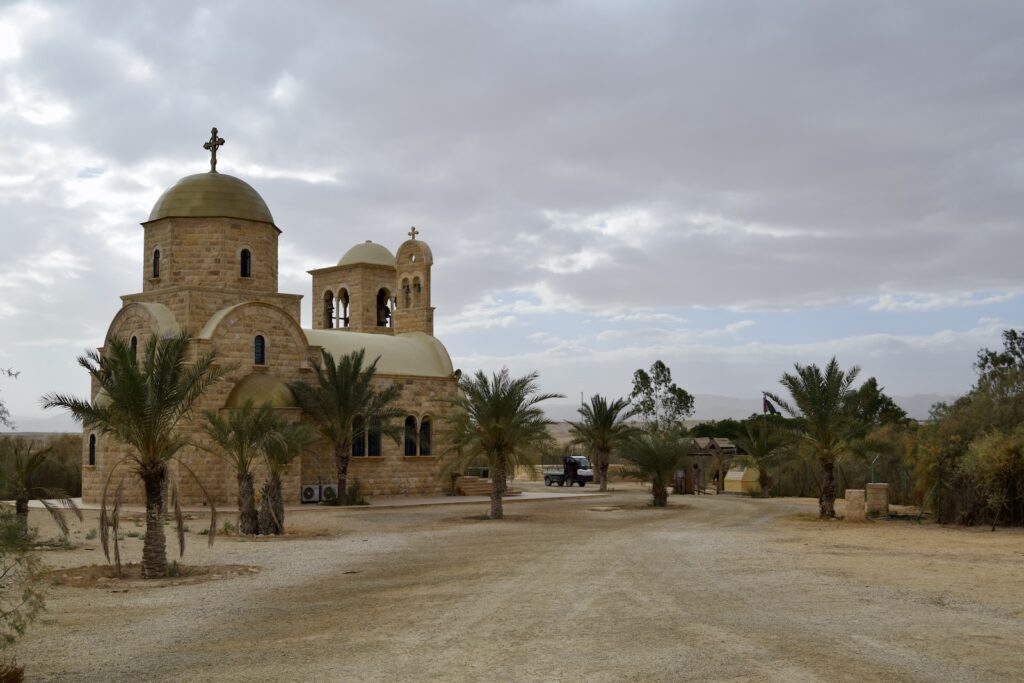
left=866, top=483, right=890, bottom=517
left=845, top=489, right=866, bottom=522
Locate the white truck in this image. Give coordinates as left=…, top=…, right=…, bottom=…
left=542, top=456, right=595, bottom=487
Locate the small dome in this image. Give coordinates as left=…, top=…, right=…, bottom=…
left=148, top=172, right=275, bottom=225
left=338, top=240, right=395, bottom=268
left=224, top=373, right=296, bottom=409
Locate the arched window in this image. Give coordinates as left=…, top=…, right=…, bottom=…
left=413, top=277, right=422, bottom=307
left=338, top=289, right=350, bottom=328
left=376, top=288, right=392, bottom=328
left=254, top=335, right=266, bottom=365
left=88, top=433, right=96, bottom=466
left=323, top=290, right=334, bottom=329
left=368, top=419, right=382, bottom=456
left=152, top=249, right=161, bottom=278
left=240, top=249, right=252, bottom=278
left=419, top=417, right=432, bottom=456
left=352, top=416, right=365, bottom=457
left=404, top=416, right=417, bottom=456
left=402, top=279, right=411, bottom=308
left=130, top=336, right=138, bottom=359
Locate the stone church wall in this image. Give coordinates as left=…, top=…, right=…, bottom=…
left=143, top=217, right=279, bottom=294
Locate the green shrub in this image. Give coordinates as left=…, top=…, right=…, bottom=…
left=344, top=480, right=368, bottom=506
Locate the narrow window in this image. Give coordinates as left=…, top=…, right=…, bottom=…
left=368, top=419, right=382, bottom=456
left=376, top=288, right=392, bottom=328
left=352, top=416, right=365, bottom=457
left=254, top=335, right=266, bottom=365
left=323, top=290, right=334, bottom=329
left=240, top=249, right=252, bottom=278
left=419, top=417, right=432, bottom=456
left=339, top=289, right=350, bottom=328
left=404, top=416, right=417, bottom=456
left=402, top=279, right=411, bottom=308
left=152, top=249, right=161, bottom=278
left=88, top=433, right=96, bottom=466
left=130, top=336, right=138, bottom=359
left=413, top=277, right=422, bottom=307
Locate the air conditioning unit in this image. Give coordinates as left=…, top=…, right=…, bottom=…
left=300, top=484, right=321, bottom=504
left=321, top=484, right=339, bottom=503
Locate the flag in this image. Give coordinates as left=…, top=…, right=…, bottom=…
left=763, top=396, right=779, bottom=415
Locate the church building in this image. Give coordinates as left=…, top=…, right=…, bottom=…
left=81, top=130, right=459, bottom=505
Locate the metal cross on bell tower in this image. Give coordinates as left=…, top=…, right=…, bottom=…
left=203, top=127, right=226, bottom=172
left=408, top=226, right=419, bottom=240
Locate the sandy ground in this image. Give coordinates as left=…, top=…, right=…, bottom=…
left=11, top=484, right=1024, bottom=682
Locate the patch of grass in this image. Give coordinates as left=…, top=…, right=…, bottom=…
left=35, top=536, right=73, bottom=550
left=198, top=528, right=209, bottom=536
left=166, top=561, right=194, bottom=578
left=125, top=531, right=141, bottom=539
left=85, top=528, right=98, bottom=540
left=222, top=520, right=236, bottom=536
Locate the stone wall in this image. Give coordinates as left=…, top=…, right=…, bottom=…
left=301, top=374, right=458, bottom=497
left=84, top=302, right=459, bottom=505
left=142, top=217, right=280, bottom=295
left=310, top=262, right=396, bottom=334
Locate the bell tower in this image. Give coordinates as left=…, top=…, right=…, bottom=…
left=392, top=227, right=434, bottom=336
left=308, top=240, right=397, bottom=335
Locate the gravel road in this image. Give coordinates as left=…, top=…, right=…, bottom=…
left=14, top=486, right=1024, bottom=681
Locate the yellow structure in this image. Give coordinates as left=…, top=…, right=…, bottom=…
left=724, top=465, right=761, bottom=494
left=82, top=131, right=459, bottom=505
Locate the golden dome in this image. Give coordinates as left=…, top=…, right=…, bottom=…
left=147, top=172, right=275, bottom=225
left=338, top=241, right=395, bottom=268
left=224, top=373, right=296, bottom=409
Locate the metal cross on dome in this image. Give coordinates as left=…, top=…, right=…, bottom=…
left=203, top=127, right=225, bottom=172
left=408, top=226, right=419, bottom=240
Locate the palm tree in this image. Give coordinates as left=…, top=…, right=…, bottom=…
left=734, top=420, right=788, bottom=497
left=289, top=349, right=403, bottom=504
left=0, top=438, right=81, bottom=539
left=42, top=333, right=225, bottom=578
left=445, top=368, right=560, bottom=519
left=622, top=428, right=689, bottom=507
left=766, top=357, right=860, bottom=518
left=202, top=400, right=278, bottom=535
left=259, top=420, right=318, bottom=535
left=568, top=394, right=638, bottom=491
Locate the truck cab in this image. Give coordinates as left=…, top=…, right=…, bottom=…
left=543, top=456, right=595, bottom=487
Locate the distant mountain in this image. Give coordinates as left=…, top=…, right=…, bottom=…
left=3, top=413, right=79, bottom=434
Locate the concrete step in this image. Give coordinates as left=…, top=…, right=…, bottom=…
left=455, top=476, right=522, bottom=497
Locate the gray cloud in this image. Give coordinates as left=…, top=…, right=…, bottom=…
left=2, top=0, right=1023, bottom=421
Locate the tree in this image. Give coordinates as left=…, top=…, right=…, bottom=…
left=621, top=428, right=689, bottom=507
left=445, top=368, right=560, bottom=519
left=734, top=420, right=789, bottom=497
left=0, top=507, right=44, bottom=677
left=0, top=368, right=17, bottom=430
left=259, top=420, right=318, bottom=535
left=975, top=329, right=1024, bottom=383
left=767, top=357, right=860, bottom=519
left=202, top=400, right=278, bottom=535
left=629, top=361, right=694, bottom=431
left=845, top=377, right=908, bottom=431
left=0, top=438, right=81, bottom=539
left=289, top=349, right=403, bottom=504
left=42, top=333, right=225, bottom=578
left=568, top=394, right=638, bottom=491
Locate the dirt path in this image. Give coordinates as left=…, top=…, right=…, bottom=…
left=14, top=488, right=1024, bottom=681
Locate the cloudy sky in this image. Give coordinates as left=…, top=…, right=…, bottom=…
left=1, top=0, right=1022, bottom=428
